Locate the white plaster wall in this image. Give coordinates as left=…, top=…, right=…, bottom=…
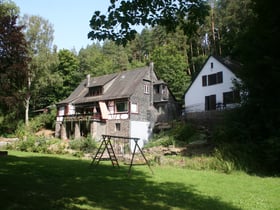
left=68, top=104, right=75, bottom=115
left=130, top=121, right=150, bottom=152
left=185, top=56, right=238, bottom=112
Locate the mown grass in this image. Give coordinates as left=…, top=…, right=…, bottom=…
left=0, top=151, right=279, bottom=210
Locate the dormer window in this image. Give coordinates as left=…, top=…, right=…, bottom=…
left=88, top=86, right=103, bottom=96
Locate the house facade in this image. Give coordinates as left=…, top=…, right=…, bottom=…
left=55, top=65, right=179, bottom=147
left=184, top=56, right=241, bottom=113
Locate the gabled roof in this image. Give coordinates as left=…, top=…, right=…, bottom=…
left=57, top=66, right=152, bottom=105
left=183, top=55, right=242, bottom=98
left=213, top=55, right=242, bottom=74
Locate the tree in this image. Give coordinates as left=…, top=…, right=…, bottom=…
left=214, top=0, right=254, bottom=57
left=210, top=0, right=280, bottom=174
left=19, top=14, right=57, bottom=124
left=0, top=0, right=19, bottom=16
left=0, top=12, right=30, bottom=132
left=151, top=45, right=191, bottom=101
left=78, top=43, right=117, bottom=77
left=88, top=0, right=209, bottom=46
left=56, top=49, right=81, bottom=99
left=235, top=0, right=280, bottom=172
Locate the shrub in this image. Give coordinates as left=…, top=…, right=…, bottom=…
left=172, top=122, right=196, bottom=143
left=145, top=132, right=174, bottom=148
left=69, top=137, right=97, bottom=153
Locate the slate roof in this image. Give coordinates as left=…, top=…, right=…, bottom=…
left=57, top=66, right=151, bottom=106
left=214, top=55, right=242, bottom=74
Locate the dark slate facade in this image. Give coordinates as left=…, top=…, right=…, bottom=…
left=55, top=64, right=179, bottom=145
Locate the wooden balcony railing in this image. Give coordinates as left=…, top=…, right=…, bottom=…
left=62, top=113, right=102, bottom=121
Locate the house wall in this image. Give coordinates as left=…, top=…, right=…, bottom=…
left=130, top=121, right=151, bottom=151
left=90, top=121, right=106, bottom=140
left=130, top=82, right=154, bottom=122
left=184, top=56, right=239, bottom=113
left=106, top=119, right=130, bottom=137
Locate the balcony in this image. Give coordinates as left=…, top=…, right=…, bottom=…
left=62, top=113, right=102, bottom=121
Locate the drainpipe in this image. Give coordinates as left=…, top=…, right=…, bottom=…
left=150, top=62, right=154, bottom=106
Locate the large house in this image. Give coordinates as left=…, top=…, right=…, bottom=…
left=184, top=55, right=241, bottom=114
left=55, top=65, right=179, bottom=147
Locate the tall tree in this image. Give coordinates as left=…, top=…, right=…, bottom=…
left=214, top=0, right=254, bottom=57
left=56, top=49, right=81, bottom=99
left=151, top=45, right=191, bottom=101
left=0, top=11, right=30, bottom=132
left=212, top=0, right=280, bottom=174
left=237, top=0, right=280, bottom=170
left=78, top=43, right=117, bottom=77
left=20, top=14, right=57, bottom=124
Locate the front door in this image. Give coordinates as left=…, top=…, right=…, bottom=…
left=205, top=95, right=216, bottom=111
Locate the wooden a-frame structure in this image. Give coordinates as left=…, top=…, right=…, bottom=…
left=91, top=135, right=153, bottom=175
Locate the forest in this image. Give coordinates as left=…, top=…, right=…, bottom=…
left=0, top=0, right=279, bottom=174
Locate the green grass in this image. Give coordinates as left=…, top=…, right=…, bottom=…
left=0, top=151, right=279, bottom=210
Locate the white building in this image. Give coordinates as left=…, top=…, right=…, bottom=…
left=184, top=55, right=241, bottom=113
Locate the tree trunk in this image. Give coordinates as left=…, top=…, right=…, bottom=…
left=25, top=96, right=30, bottom=126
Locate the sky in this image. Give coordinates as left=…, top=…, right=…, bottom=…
left=12, top=0, right=111, bottom=51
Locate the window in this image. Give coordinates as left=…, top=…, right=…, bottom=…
left=211, top=62, right=213, bottom=68
left=154, top=85, right=160, bottom=94
left=207, top=71, right=223, bottom=86
left=88, top=86, right=103, bottom=96
left=115, top=101, right=128, bottom=112
left=144, top=84, right=150, bottom=94
left=223, top=90, right=240, bottom=104
left=131, top=103, right=138, bottom=113
left=115, top=123, right=121, bottom=131
left=217, top=72, right=223, bottom=83
left=202, top=75, right=207, bottom=86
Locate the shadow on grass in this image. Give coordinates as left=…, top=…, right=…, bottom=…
left=0, top=153, right=241, bottom=210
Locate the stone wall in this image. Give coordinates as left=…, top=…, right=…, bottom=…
left=106, top=119, right=130, bottom=137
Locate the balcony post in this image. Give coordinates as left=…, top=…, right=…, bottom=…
left=74, top=122, right=81, bottom=139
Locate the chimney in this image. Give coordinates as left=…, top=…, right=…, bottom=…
left=86, top=74, right=90, bottom=87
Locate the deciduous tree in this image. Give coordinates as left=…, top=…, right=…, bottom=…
left=0, top=11, right=30, bottom=132
left=88, top=0, right=209, bottom=46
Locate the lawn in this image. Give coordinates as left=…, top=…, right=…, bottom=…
left=0, top=151, right=279, bottom=210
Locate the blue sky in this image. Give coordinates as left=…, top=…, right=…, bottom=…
left=13, top=0, right=111, bottom=51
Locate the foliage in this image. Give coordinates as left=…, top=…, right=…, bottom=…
left=20, top=14, right=60, bottom=110
left=0, top=0, right=19, bottom=16
left=208, top=0, right=280, bottom=175
left=88, top=0, right=209, bottom=46
left=69, top=136, right=97, bottom=153
left=56, top=49, right=81, bottom=99
left=7, top=136, right=67, bottom=154
left=151, top=44, right=191, bottom=101
left=147, top=122, right=204, bottom=148
left=145, top=132, right=174, bottom=148
left=171, top=122, right=197, bottom=144
left=15, top=108, right=56, bottom=139
left=213, top=107, right=280, bottom=175
left=214, top=0, right=255, bottom=56
left=0, top=12, right=30, bottom=133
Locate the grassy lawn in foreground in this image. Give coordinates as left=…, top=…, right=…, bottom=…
left=0, top=150, right=279, bottom=210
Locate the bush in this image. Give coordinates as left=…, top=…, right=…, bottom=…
left=145, top=132, right=174, bottom=148
left=7, top=135, right=68, bottom=155
left=69, top=137, right=97, bottom=153
left=172, top=122, right=196, bottom=143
